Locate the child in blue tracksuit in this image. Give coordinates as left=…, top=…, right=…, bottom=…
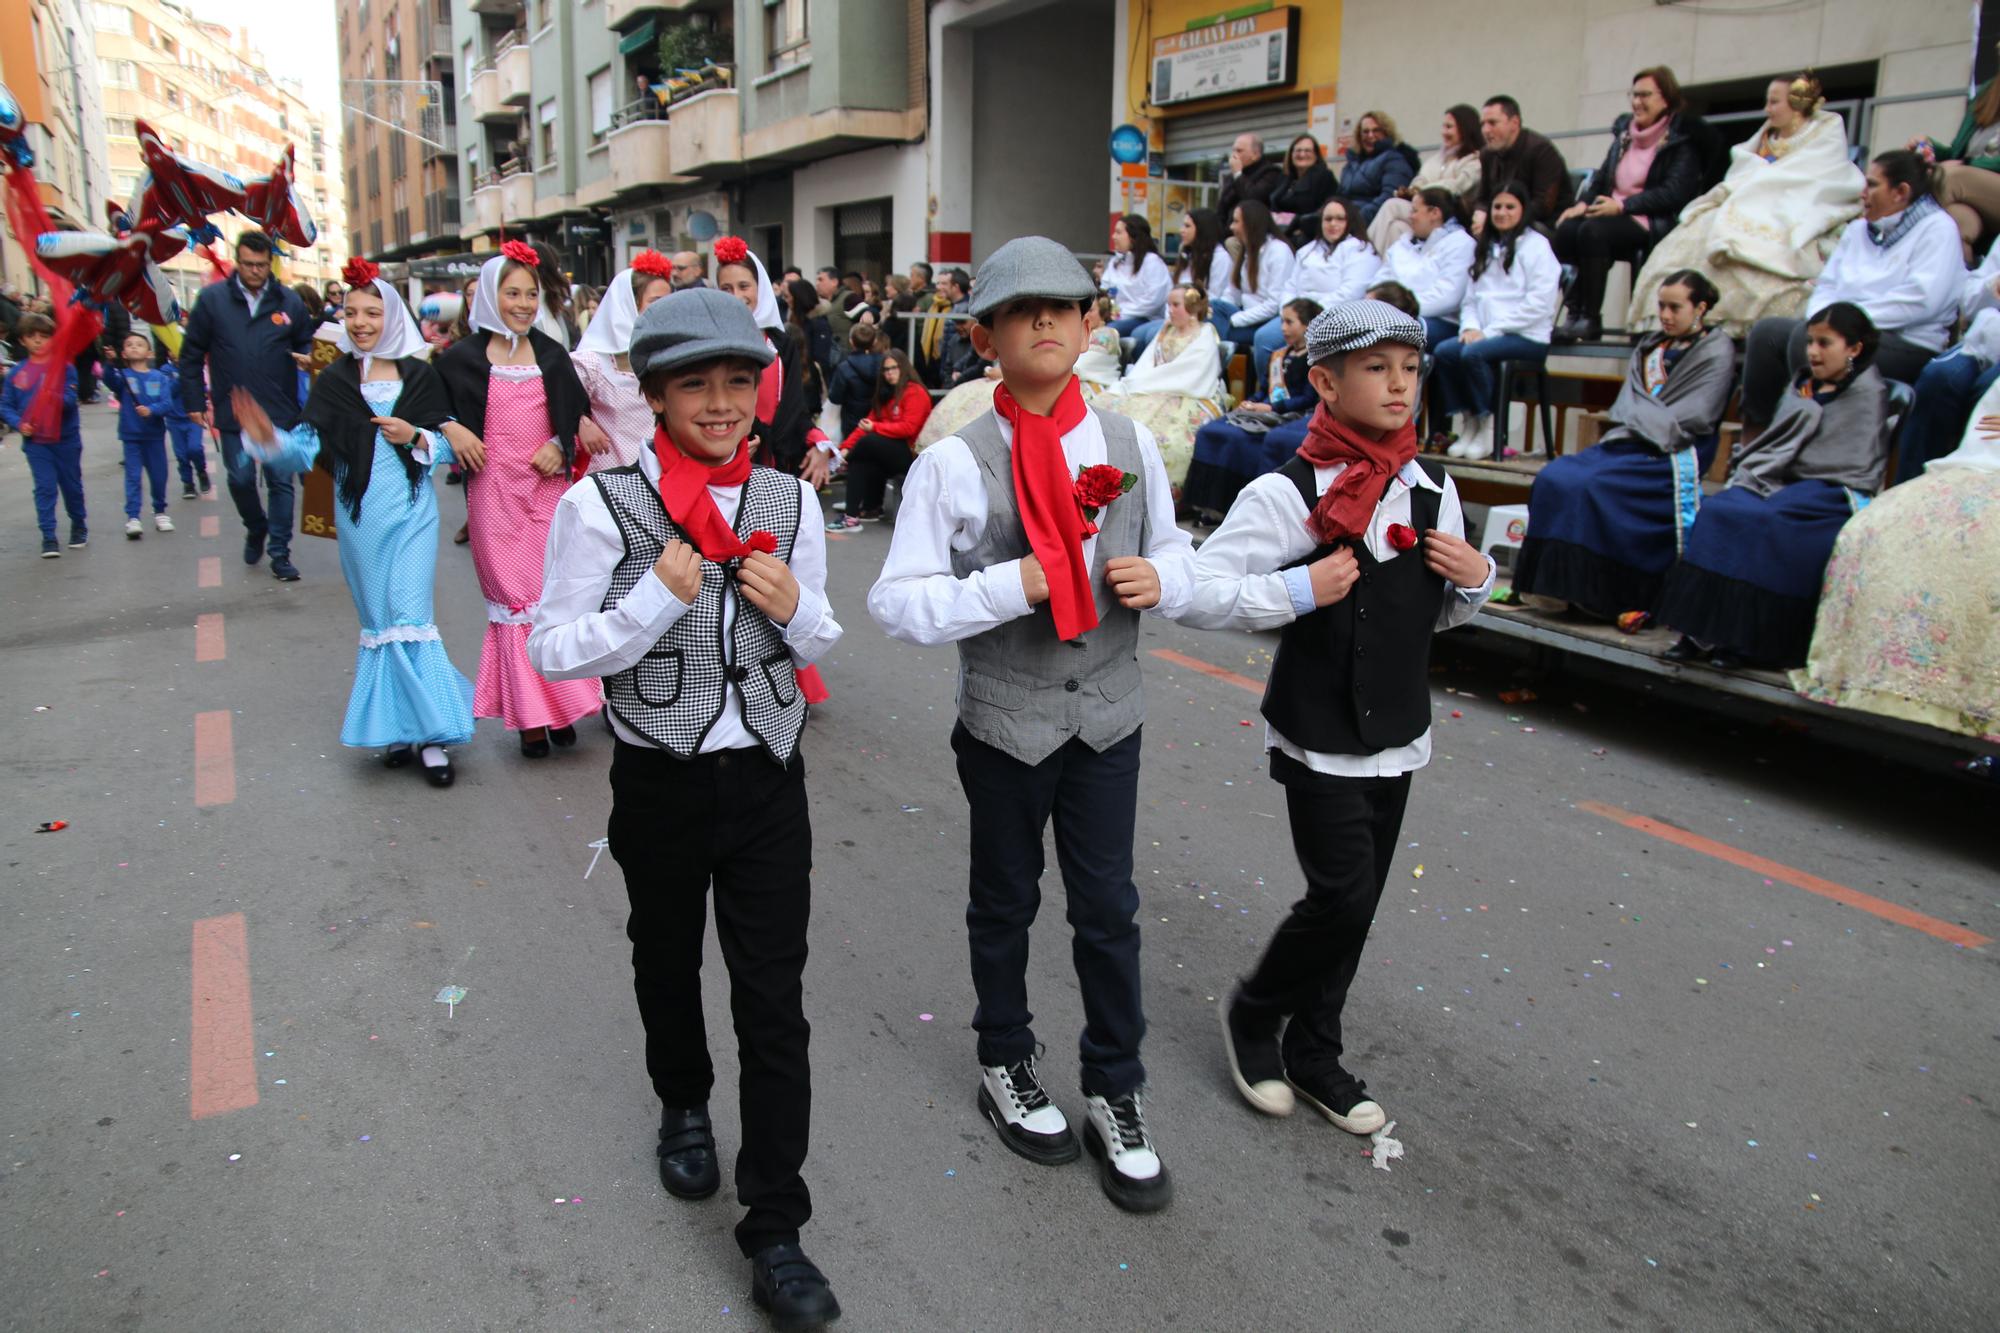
left=102, top=331, right=177, bottom=536
left=158, top=359, right=209, bottom=498
left=1, top=312, right=88, bottom=557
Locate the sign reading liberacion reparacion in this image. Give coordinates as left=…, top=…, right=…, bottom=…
left=1149, top=7, right=1300, bottom=107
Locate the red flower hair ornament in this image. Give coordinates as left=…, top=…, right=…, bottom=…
left=500, top=239, right=539, bottom=267
left=713, top=235, right=749, bottom=266
left=631, top=249, right=673, bottom=280
left=341, top=256, right=381, bottom=288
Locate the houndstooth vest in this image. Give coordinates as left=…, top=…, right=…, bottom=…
left=948, top=407, right=1150, bottom=766
left=592, top=464, right=807, bottom=764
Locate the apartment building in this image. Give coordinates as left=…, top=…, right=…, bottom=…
left=93, top=0, right=346, bottom=300
left=336, top=0, right=464, bottom=268
left=0, top=0, right=113, bottom=293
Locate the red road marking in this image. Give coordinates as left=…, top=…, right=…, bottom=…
left=197, top=556, right=221, bottom=588
left=195, top=613, right=226, bottom=662
left=1149, top=647, right=1264, bottom=696
left=194, top=711, right=236, bottom=807
left=190, top=913, right=258, bottom=1119
left=1577, top=800, right=1990, bottom=949
left=199, top=515, right=220, bottom=537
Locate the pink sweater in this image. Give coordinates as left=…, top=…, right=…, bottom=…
left=1612, top=114, right=1670, bottom=229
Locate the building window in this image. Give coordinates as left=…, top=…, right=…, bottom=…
left=92, top=3, right=130, bottom=33
left=538, top=99, right=557, bottom=167
left=99, top=59, right=136, bottom=88
left=106, top=117, right=136, bottom=139
left=589, top=68, right=612, bottom=143
left=765, top=0, right=809, bottom=71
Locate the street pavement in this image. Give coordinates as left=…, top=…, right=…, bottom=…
left=4, top=408, right=1996, bottom=1332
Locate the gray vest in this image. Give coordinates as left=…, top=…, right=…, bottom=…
left=949, top=407, right=1150, bottom=765
left=592, top=464, right=807, bottom=764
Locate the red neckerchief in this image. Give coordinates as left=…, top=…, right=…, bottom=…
left=994, top=376, right=1096, bottom=641
left=1294, top=403, right=1419, bottom=544
left=650, top=426, right=776, bottom=561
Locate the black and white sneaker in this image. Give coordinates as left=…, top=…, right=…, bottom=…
left=977, top=1055, right=1079, bottom=1165
left=1287, top=1065, right=1387, bottom=1136
left=1082, top=1089, right=1172, bottom=1212
left=1218, top=990, right=1293, bottom=1117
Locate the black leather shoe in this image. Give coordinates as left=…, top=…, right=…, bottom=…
left=424, top=755, right=455, bottom=788
left=519, top=731, right=551, bottom=759
left=384, top=743, right=414, bottom=768
left=1553, top=314, right=1602, bottom=344
left=750, top=1244, right=841, bottom=1331
left=657, top=1106, right=720, bottom=1200
left=1662, top=635, right=1701, bottom=663
left=550, top=724, right=578, bottom=747
left=243, top=531, right=266, bottom=565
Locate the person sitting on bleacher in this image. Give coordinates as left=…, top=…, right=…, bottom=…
left=1894, top=238, right=2000, bottom=484
left=1738, top=151, right=1961, bottom=435
left=1095, top=285, right=1228, bottom=494
left=1512, top=270, right=1737, bottom=619
left=1183, top=297, right=1325, bottom=522
left=1381, top=187, right=1476, bottom=356
left=1552, top=66, right=1708, bottom=344
left=1429, top=183, right=1562, bottom=460
left=1658, top=302, right=1892, bottom=669
left=1252, top=199, right=1382, bottom=391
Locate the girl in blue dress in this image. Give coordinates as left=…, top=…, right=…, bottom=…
left=233, top=259, right=475, bottom=785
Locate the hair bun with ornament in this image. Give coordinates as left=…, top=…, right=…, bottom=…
left=342, top=256, right=381, bottom=288
left=631, top=249, right=673, bottom=280
left=500, top=238, right=540, bottom=266
left=713, top=235, right=749, bottom=266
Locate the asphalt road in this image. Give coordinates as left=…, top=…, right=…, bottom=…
left=4, top=410, right=1996, bottom=1332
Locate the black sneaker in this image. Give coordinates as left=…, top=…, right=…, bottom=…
left=1218, top=990, right=1293, bottom=1117
left=67, top=528, right=87, bottom=548
left=270, top=557, right=300, bottom=582
left=750, top=1243, right=841, bottom=1331
left=243, top=531, right=266, bottom=565
left=656, top=1105, right=720, bottom=1200
left=182, top=483, right=199, bottom=500
left=1082, top=1089, right=1173, bottom=1212
left=1286, top=1064, right=1386, bottom=1136
left=40, top=538, right=60, bottom=558
left=977, top=1055, right=1079, bottom=1166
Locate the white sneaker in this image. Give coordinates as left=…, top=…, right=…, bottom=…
left=154, top=513, right=174, bottom=532
left=1082, top=1089, right=1173, bottom=1212
left=1458, top=415, right=1494, bottom=462
left=124, top=517, right=143, bottom=539
left=977, top=1056, right=1079, bottom=1166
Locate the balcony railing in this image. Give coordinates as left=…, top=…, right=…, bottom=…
left=422, top=122, right=459, bottom=160
left=425, top=190, right=461, bottom=234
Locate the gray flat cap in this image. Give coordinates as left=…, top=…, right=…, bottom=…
left=630, top=287, right=775, bottom=378
left=1305, top=299, right=1427, bottom=365
left=968, top=236, right=1096, bottom=319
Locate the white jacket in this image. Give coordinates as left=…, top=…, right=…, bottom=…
left=1284, top=236, right=1384, bottom=308
left=1809, top=207, right=1964, bottom=351
left=1103, top=250, right=1172, bottom=321
left=1382, top=221, right=1476, bottom=321
left=1213, top=237, right=1296, bottom=327
left=1460, top=228, right=1563, bottom=343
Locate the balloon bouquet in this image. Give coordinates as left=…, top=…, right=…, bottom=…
left=0, top=88, right=319, bottom=433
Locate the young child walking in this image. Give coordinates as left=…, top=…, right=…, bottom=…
left=868, top=236, right=1196, bottom=1213
left=164, top=359, right=211, bottom=500
left=103, top=331, right=178, bottom=538
left=1, top=312, right=88, bottom=557
left=526, top=288, right=844, bottom=1330
left=1181, top=300, right=1494, bottom=1133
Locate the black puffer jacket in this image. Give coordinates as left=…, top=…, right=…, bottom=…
left=1580, top=112, right=1706, bottom=241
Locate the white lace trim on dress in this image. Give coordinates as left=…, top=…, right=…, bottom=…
left=359, top=623, right=444, bottom=649
left=485, top=600, right=538, bottom=625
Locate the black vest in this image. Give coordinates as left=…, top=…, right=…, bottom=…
left=1260, top=457, right=1448, bottom=756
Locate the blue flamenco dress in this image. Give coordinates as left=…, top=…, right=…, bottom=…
left=262, top=379, right=476, bottom=748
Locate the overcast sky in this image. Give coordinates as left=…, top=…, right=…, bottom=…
left=189, top=0, right=340, bottom=110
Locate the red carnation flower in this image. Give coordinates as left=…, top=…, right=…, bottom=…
left=631, top=249, right=673, bottom=280
left=1386, top=523, right=1419, bottom=551
left=745, top=530, right=778, bottom=555
left=341, top=256, right=381, bottom=288
left=713, top=235, right=749, bottom=266
left=500, top=239, right=539, bottom=267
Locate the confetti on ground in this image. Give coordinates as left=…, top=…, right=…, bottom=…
left=1412, top=865, right=1424, bottom=878
left=1369, top=1121, right=1405, bottom=1172
left=226, top=1153, right=241, bottom=1162
left=36, top=820, right=68, bottom=832
left=900, top=805, right=923, bottom=813
left=918, top=1013, right=934, bottom=1022
left=435, top=985, right=467, bottom=1014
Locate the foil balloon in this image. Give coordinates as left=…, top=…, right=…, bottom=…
left=416, top=291, right=463, bottom=325
left=127, top=120, right=247, bottom=244
left=241, top=144, right=318, bottom=248
left=35, top=229, right=181, bottom=326
left=0, top=82, right=31, bottom=169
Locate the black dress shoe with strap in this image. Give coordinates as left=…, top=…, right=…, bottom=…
left=657, top=1106, right=720, bottom=1200
left=751, top=1243, right=842, bottom=1331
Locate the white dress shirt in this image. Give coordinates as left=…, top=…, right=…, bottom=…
left=1460, top=228, right=1564, bottom=343
left=1284, top=236, right=1384, bottom=308
left=526, top=449, right=844, bottom=752
left=1181, top=459, right=1495, bottom=778
left=1104, top=250, right=1172, bottom=321
left=1382, top=222, right=1476, bottom=321
left=868, top=408, right=1197, bottom=645
left=1808, top=207, right=1964, bottom=351
left=1214, top=236, right=1297, bottom=327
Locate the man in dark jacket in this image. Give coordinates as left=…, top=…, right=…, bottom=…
left=179, top=230, right=317, bottom=580
left=826, top=324, right=883, bottom=440
left=1474, top=95, right=1573, bottom=232
left=1217, top=134, right=1286, bottom=222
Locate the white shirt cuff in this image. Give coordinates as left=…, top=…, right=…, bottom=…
left=990, top=557, right=1034, bottom=621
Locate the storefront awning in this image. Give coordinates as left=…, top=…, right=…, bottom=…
left=408, top=251, right=489, bottom=280
left=617, top=18, right=659, bottom=57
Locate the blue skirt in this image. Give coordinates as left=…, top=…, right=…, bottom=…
left=1512, top=436, right=1717, bottom=617
left=1183, top=415, right=1312, bottom=516
left=1655, top=479, right=1867, bottom=666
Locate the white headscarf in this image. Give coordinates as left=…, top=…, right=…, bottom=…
left=720, top=244, right=782, bottom=331
left=575, top=268, right=639, bottom=360
left=336, top=278, right=426, bottom=380
left=470, top=252, right=535, bottom=352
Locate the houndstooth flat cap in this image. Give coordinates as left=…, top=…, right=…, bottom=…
left=1304, top=299, right=1427, bottom=365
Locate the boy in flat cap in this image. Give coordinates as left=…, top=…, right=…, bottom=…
left=528, top=287, right=844, bottom=1329
left=1182, top=300, right=1493, bottom=1136
left=869, top=235, right=1194, bottom=1213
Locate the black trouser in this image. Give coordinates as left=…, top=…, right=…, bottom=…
left=1234, top=752, right=1412, bottom=1081
left=1553, top=214, right=1652, bottom=324
left=72, top=343, right=99, bottom=401
left=606, top=740, right=813, bottom=1257
left=843, top=433, right=913, bottom=514
left=952, top=722, right=1147, bottom=1098
left=1739, top=317, right=1939, bottom=428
